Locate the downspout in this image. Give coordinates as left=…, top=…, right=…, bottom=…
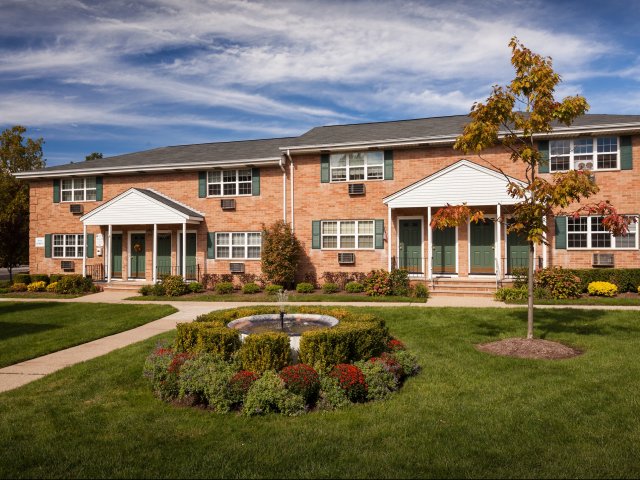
left=286, top=149, right=294, bottom=232
left=279, top=155, right=287, bottom=223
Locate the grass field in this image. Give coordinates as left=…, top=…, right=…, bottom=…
left=0, top=302, right=176, bottom=367
left=0, top=306, right=639, bottom=478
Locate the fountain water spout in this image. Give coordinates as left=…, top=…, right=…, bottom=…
left=276, top=289, right=289, bottom=331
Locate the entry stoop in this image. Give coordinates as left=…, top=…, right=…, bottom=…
left=423, top=277, right=514, bottom=297
left=101, top=281, right=153, bottom=292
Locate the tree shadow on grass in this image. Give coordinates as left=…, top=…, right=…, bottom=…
left=0, top=321, right=62, bottom=340
left=0, top=302, right=67, bottom=315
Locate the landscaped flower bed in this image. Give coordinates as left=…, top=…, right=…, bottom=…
left=143, top=307, right=420, bottom=415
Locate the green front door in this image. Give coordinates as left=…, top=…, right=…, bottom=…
left=157, top=233, right=172, bottom=277
left=507, top=227, right=529, bottom=274
left=432, top=227, right=456, bottom=274
left=178, top=233, right=197, bottom=280
left=130, top=233, right=146, bottom=279
left=399, top=220, right=422, bottom=273
left=470, top=220, right=495, bottom=274
left=111, top=234, right=122, bottom=278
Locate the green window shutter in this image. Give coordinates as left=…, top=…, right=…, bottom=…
left=95, top=177, right=103, bottom=201
left=538, top=141, right=550, bottom=173
left=312, top=221, right=321, bottom=249
left=555, top=216, right=567, bottom=250
left=320, top=154, right=330, bottom=183
left=384, top=150, right=394, bottom=180
left=251, top=168, right=260, bottom=196
left=620, top=136, right=632, bottom=170
left=198, top=172, right=207, bottom=198
left=44, top=234, right=52, bottom=258
left=86, top=234, right=94, bottom=258
left=375, top=219, right=384, bottom=249
left=53, top=180, right=60, bottom=203
left=207, top=232, right=215, bottom=259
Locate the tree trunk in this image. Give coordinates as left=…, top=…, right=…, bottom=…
left=527, top=242, right=535, bottom=339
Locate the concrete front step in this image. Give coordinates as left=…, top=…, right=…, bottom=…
left=430, top=290, right=496, bottom=298
left=101, top=281, right=152, bottom=291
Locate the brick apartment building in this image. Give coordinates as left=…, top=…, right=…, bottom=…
left=15, top=115, right=640, bottom=289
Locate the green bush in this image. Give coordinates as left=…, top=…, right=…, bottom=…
left=178, top=353, right=240, bottom=412
left=27, top=281, right=46, bottom=292
left=322, top=282, right=339, bottom=294
left=239, top=332, right=291, bottom=374
left=151, top=283, right=166, bottom=296
left=243, top=370, right=305, bottom=416
left=13, top=273, right=31, bottom=285
left=174, top=323, right=241, bottom=359
left=215, top=282, right=234, bottom=294
left=389, top=269, right=410, bottom=296
left=265, top=284, right=283, bottom=295
left=0, top=288, right=9, bottom=294
left=413, top=283, right=429, bottom=299
left=534, top=267, right=581, bottom=299
left=49, top=274, right=64, bottom=283
left=53, top=274, right=94, bottom=294
left=355, top=359, right=398, bottom=401
left=388, top=349, right=421, bottom=377
left=296, top=282, right=315, bottom=294
left=345, top=281, right=364, bottom=293
left=228, top=370, right=260, bottom=405
left=188, top=282, right=204, bottom=293
left=511, top=267, right=530, bottom=288
left=565, top=268, right=640, bottom=293
left=494, top=286, right=551, bottom=302
left=45, top=282, right=57, bottom=292
left=363, top=269, right=392, bottom=296
left=139, top=285, right=153, bottom=296
left=30, top=274, right=49, bottom=284
left=242, top=282, right=261, bottom=294
left=10, top=283, right=28, bottom=292
left=261, top=220, right=302, bottom=288
left=316, top=374, right=350, bottom=411
left=161, top=275, right=188, bottom=296
left=587, top=281, right=618, bottom=297
left=142, top=346, right=190, bottom=401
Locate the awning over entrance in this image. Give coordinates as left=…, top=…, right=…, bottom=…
left=382, top=159, right=525, bottom=208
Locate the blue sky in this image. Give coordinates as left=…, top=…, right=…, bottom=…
left=2, top=0, right=640, bottom=167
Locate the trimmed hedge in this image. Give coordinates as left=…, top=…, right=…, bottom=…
left=239, top=332, right=291, bottom=374
left=566, top=268, right=640, bottom=293
left=13, top=273, right=31, bottom=285
left=174, top=323, right=241, bottom=359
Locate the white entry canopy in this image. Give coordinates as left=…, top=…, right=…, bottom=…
left=80, top=188, right=204, bottom=225
left=383, top=159, right=526, bottom=208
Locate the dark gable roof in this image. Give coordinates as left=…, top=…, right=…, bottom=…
left=135, top=188, right=203, bottom=218
left=287, top=114, right=640, bottom=148
left=38, top=136, right=294, bottom=174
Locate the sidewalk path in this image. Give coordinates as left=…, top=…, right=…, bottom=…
left=2, top=291, right=640, bottom=393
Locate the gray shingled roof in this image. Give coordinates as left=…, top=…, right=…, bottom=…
left=286, top=114, right=640, bottom=148
left=37, top=136, right=294, bottom=174
left=135, top=188, right=203, bottom=219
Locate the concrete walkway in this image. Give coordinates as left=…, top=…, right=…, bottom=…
left=2, top=290, right=640, bottom=393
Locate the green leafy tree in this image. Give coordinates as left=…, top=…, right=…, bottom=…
left=261, top=220, right=301, bottom=288
left=434, top=37, right=633, bottom=339
left=85, top=152, right=103, bottom=161
left=0, top=126, right=45, bottom=281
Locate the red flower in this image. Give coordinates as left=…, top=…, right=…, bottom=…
left=229, top=370, right=259, bottom=397
left=387, top=339, right=406, bottom=351
left=329, top=364, right=368, bottom=402
left=279, top=364, right=320, bottom=404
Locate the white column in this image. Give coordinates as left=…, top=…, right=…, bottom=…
left=387, top=205, right=392, bottom=271
left=496, top=204, right=502, bottom=279
left=153, top=224, right=158, bottom=283
left=107, top=225, right=112, bottom=282
left=182, top=223, right=187, bottom=279
left=82, top=223, right=87, bottom=277
left=542, top=215, right=548, bottom=268
left=427, top=206, right=432, bottom=280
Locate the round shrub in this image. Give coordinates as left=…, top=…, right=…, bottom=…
left=363, top=269, right=392, bottom=296
left=45, top=282, right=58, bottom=292
left=13, top=273, right=31, bottom=285
left=161, top=275, right=188, bottom=296
left=414, top=283, right=429, bottom=299
left=242, top=282, right=261, bottom=294
left=139, top=285, right=152, bottom=296
left=317, top=374, right=350, bottom=411
left=142, top=346, right=188, bottom=401
left=355, top=359, right=398, bottom=401
left=587, top=281, right=618, bottom=297
left=389, top=349, right=421, bottom=377
left=27, top=281, right=46, bottom=292
left=345, top=281, right=364, bottom=293
left=369, top=352, right=404, bottom=381
left=296, top=282, right=314, bottom=294
left=279, top=364, right=320, bottom=404
left=188, top=282, right=204, bottom=293
left=329, top=364, right=368, bottom=403
left=229, top=370, right=260, bottom=405
left=180, top=354, right=239, bottom=413
left=53, top=274, right=94, bottom=294
left=533, top=267, right=581, bottom=299
left=265, top=284, right=283, bottom=295
left=322, top=282, right=339, bottom=294
left=215, top=282, right=234, bottom=294
left=9, top=283, right=27, bottom=292
left=151, top=283, right=166, bottom=296
left=243, top=370, right=305, bottom=416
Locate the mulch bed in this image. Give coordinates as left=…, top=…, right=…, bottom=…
left=475, top=338, right=582, bottom=360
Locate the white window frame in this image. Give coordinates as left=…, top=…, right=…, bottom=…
left=549, top=137, right=619, bottom=172
left=61, top=177, right=97, bottom=202
left=567, top=216, right=638, bottom=250
left=207, top=169, right=252, bottom=197
left=329, top=151, right=384, bottom=182
left=52, top=234, right=84, bottom=258
left=215, top=232, right=261, bottom=259
left=320, top=220, right=375, bottom=250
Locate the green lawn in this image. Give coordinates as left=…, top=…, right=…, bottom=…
left=505, top=295, right=640, bottom=306
left=0, top=302, right=176, bottom=367
left=0, top=292, right=84, bottom=299
left=1, top=306, right=639, bottom=478
left=128, top=292, right=427, bottom=303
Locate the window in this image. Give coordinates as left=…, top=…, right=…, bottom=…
left=61, top=177, right=96, bottom=202
left=52, top=234, right=84, bottom=258
left=321, top=220, right=374, bottom=249
left=330, top=151, right=384, bottom=182
left=215, top=232, right=261, bottom=259
left=549, top=137, right=619, bottom=172
left=207, top=169, right=252, bottom=196
left=567, top=216, right=637, bottom=249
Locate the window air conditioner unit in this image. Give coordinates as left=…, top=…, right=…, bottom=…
left=221, top=199, right=236, bottom=210
left=576, top=161, right=594, bottom=171
left=592, top=253, right=614, bottom=267
left=338, top=252, right=355, bottom=264
left=229, top=262, right=245, bottom=273
left=69, top=204, right=83, bottom=214
left=348, top=183, right=365, bottom=195
left=61, top=260, right=75, bottom=271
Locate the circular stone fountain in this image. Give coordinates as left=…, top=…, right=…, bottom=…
left=227, top=314, right=339, bottom=350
